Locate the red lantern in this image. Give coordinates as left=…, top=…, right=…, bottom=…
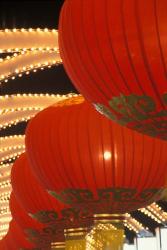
left=9, top=192, right=51, bottom=248
left=26, top=96, right=167, bottom=214
left=59, top=0, right=167, bottom=140
left=11, top=153, right=64, bottom=225
left=10, top=192, right=43, bottom=232
left=11, top=153, right=93, bottom=246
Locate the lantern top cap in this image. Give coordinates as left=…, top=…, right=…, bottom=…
left=52, top=95, right=84, bottom=108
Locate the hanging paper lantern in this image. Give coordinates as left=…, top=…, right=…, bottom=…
left=11, top=153, right=65, bottom=225
left=10, top=192, right=43, bottom=232
left=59, top=0, right=167, bottom=140
left=9, top=192, right=50, bottom=248
left=11, top=153, right=93, bottom=249
left=26, top=96, right=167, bottom=214
left=25, top=96, right=167, bottom=250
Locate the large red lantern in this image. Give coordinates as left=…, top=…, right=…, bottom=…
left=59, top=0, right=167, bottom=140
left=26, top=96, right=167, bottom=214
left=26, top=96, right=167, bottom=249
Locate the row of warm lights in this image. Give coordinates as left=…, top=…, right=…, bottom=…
left=129, top=218, right=145, bottom=231
left=0, top=223, right=11, bottom=235
left=0, top=48, right=58, bottom=63
left=0, top=28, right=58, bottom=53
left=0, top=135, right=24, bottom=141
left=124, top=221, right=138, bottom=234
left=0, top=93, right=77, bottom=112
left=0, top=93, right=76, bottom=111
left=0, top=230, right=8, bottom=234
left=0, top=192, right=10, bottom=202
left=1, top=107, right=43, bottom=115
left=0, top=180, right=10, bottom=189
left=0, top=59, right=62, bottom=86
left=0, top=95, right=78, bottom=129
left=0, top=151, right=25, bottom=164
left=0, top=191, right=10, bottom=198
left=0, top=222, right=10, bottom=239
left=0, top=207, right=10, bottom=215
left=2, top=28, right=57, bottom=33
left=0, top=213, right=11, bottom=224
left=0, top=47, right=58, bottom=54
left=0, top=48, right=59, bottom=79
left=0, top=164, right=12, bottom=170
left=0, top=93, right=77, bottom=100
left=147, top=204, right=167, bottom=223
left=0, top=227, right=9, bottom=234
left=0, top=61, right=60, bottom=83
left=0, top=115, right=33, bottom=130
left=0, top=171, right=10, bottom=178
left=0, top=164, right=12, bottom=179
left=0, top=225, right=9, bottom=230
left=156, top=204, right=167, bottom=218
left=139, top=203, right=167, bottom=224
left=0, top=53, right=19, bottom=62
left=0, top=154, right=21, bottom=166
left=125, top=217, right=141, bottom=234
left=139, top=207, right=162, bottom=224
left=0, top=231, right=8, bottom=238
left=0, top=145, right=25, bottom=153
left=125, top=214, right=147, bottom=233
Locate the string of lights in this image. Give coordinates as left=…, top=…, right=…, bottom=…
left=0, top=150, right=25, bottom=164
left=0, top=28, right=58, bottom=53
left=0, top=50, right=61, bottom=86
left=139, top=203, right=167, bottom=224
left=0, top=94, right=77, bottom=129
left=0, top=93, right=75, bottom=111
left=0, top=146, right=25, bottom=163
left=125, top=214, right=148, bottom=234
left=0, top=211, right=11, bottom=237
left=0, top=135, right=24, bottom=148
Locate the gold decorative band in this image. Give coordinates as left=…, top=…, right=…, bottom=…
left=94, top=214, right=126, bottom=221
left=93, top=214, right=126, bottom=229
left=94, top=219, right=123, bottom=223
left=65, top=227, right=88, bottom=233
left=65, top=227, right=88, bottom=241
left=94, top=214, right=123, bottom=218
left=51, top=242, right=65, bottom=248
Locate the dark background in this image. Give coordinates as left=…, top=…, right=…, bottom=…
left=0, top=1, right=166, bottom=243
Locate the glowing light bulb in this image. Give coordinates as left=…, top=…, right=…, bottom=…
left=103, top=151, right=111, bottom=160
